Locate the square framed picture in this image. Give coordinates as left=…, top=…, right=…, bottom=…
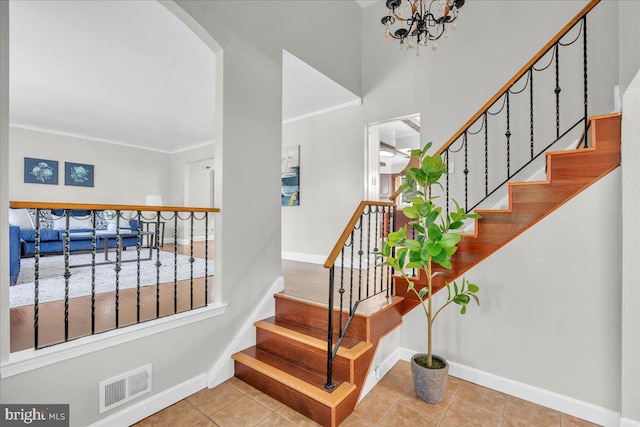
left=65, top=162, right=94, bottom=187
left=24, top=157, right=59, bottom=185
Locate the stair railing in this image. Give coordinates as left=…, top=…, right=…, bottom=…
left=437, top=0, right=600, bottom=216
left=322, top=201, right=396, bottom=390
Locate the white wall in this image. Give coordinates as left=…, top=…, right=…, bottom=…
left=401, top=168, right=622, bottom=412
left=282, top=106, right=365, bottom=259
left=0, top=0, right=10, bottom=362
left=619, top=2, right=640, bottom=93
left=9, top=127, right=172, bottom=205
left=621, top=71, right=640, bottom=423
left=282, top=0, right=619, bottom=260
left=0, top=1, right=363, bottom=425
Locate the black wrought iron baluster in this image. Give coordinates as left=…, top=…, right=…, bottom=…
left=484, top=112, right=489, bottom=197
left=136, top=210, right=141, bottom=323
left=583, top=16, right=588, bottom=147
left=64, top=210, right=70, bottom=342
left=463, top=131, right=469, bottom=212
left=155, top=211, right=161, bottom=318
left=174, top=213, right=178, bottom=314
left=372, top=209, right=379, bottom=293
left=34, top=209, right=40, bottom=349
left=115, top=211, right=121, bottom=329
left=339, top=249, right=346, bottom=336
left=445, top=150, right=450, bottom=216
left=389, top=205, right=396, bottom=297
left=189, top=213, right=195, bottom=310
left=555, top=43, right=561, bottom=139
left=365, top=207, right=371, bottom=297
left=349, top=229, right=355, bottom=312
left=357, top=213, right=363, bottom=301
left=91, top=211, right=97, bottom=335
left=506, top=92, right=511, bottom=178
left=205, top=214, right=209, bottom=305
left=530, top=69, right=535, bottom=159
left=324, top=266, right=336, bottom=391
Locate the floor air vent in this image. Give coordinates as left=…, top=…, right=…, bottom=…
left=99, top=364, right=152, bottom=414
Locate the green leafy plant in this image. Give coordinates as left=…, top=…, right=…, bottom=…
left=377, top=142, right=481, bottom=369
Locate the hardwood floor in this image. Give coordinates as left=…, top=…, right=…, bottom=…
left=9, top=242, right=214, bottom=352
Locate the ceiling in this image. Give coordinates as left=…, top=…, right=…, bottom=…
left=9, top=0, right=360, bottom=154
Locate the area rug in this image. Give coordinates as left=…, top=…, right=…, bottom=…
left=10, top=250, right=214, bottom=308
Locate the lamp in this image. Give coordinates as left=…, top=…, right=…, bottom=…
left=145, top=195, right=163, bottom=206
left=381, top=0, right=465, bottom=55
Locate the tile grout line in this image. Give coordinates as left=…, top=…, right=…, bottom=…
left=436, top=380, right=462, bottom=427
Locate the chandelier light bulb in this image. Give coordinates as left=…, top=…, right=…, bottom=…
left=432, top=41, right=438, bottom=51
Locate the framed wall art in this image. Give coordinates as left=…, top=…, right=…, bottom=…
left=24, top=157, right=59, bottom=185
left=281, top=145, right=300, bottom=206
left=65, top=162, right=94, bottom=187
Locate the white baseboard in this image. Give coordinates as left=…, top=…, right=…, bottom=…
left=397, top=347, right=620, bottom=427
left=206, top=276, right=284, bottom=388
left=360, top=347, right=402, bottom=401
left=282, top=251, right=326, bottom=265
left=90, top=374, right=206, bottom=427
left=621, top=418, right=640, bottom=427
left=281, top=251, right=376, bottom=269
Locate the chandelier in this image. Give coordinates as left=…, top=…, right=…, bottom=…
left=381, top=0, right=465, bottom=54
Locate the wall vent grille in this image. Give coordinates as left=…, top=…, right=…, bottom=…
left=99, top=364, right=152, bottom=414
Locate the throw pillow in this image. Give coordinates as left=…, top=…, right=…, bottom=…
left=52, top=215, right=93, bottom=230
left=9, top=208, right=34, bottom=229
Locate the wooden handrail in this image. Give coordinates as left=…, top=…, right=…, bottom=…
left=436, top=0, right=601, bottom=156
left=324, top=200, right=395, bottom=269
left=9, top=201, right=219, bottom=213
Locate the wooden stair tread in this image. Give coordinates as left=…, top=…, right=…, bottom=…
left=233, top=347, right=356, bottom=408
left=258, top=317, right=368, bottom=355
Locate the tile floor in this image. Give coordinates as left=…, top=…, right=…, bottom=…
left=133, top=360, right=600, bottom=427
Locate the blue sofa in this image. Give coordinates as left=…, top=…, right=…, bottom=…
left=9, top=209, right=148, bottom=286
left=9, top=225, right=24, bottom=286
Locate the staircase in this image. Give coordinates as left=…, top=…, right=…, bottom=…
left=232, top=114, right=621, bottom=426
left=232, top=292, right=404, bottom=426
left=231, top=1, right=620, bottom=423
left=396, top=113, right=621, bottom=302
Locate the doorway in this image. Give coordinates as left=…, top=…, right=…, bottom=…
left=365, top=114, right=421, bottom=201
left=185, top=158, right=215, bottom=240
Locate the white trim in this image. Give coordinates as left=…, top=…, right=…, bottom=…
left=360, top=347, right=402, bottom=401
left=10, top=124, right=214, bottom=155
left=397, top=347, right=621, bottom=427
left=621, top=418, right=640, bottom=427
left=0, top=303, right=226, bottom=378
left=90, top=373, right=206, bottom=427
left=170, top=141, right=215, bottom=154
left=282, top=98, right=362, bottom=124
left=206, top=276, right=284, bottom=388
left=281, top=251, right=377, bottom=269
left=281, top=251, right=326, bottom=265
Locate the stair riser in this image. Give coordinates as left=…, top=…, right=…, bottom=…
left=234, top=360, right=333, bottom=426
left=256, top=327, right=351, bottom=382
left=275, top=295, right=368, bottom=342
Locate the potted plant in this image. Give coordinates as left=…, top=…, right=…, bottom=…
left=377, top=142, right=480, bottom=403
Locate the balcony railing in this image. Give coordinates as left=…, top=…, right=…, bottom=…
left=8, top=201, right=219, bottom=351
